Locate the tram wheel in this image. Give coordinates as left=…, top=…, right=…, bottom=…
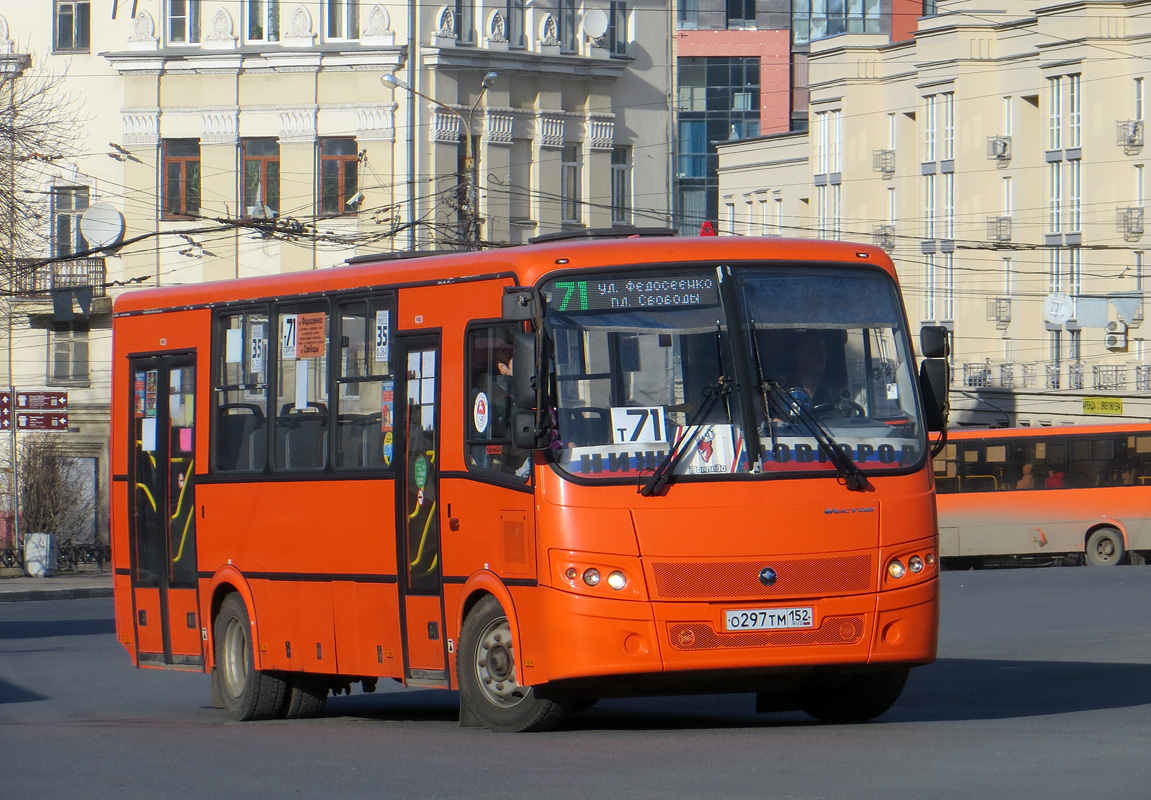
left=800, top=667, right=909, bottom=723
left=1085, top=527, right=1126, bottom=567
left=457, top=595, right=570, bottom=732
left=214, top=593, right=288, bottom=721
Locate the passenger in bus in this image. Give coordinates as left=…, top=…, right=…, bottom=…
left=1044, top=470, right=1064, bottom=489
left=1016, top=462, right=1036, bottom=490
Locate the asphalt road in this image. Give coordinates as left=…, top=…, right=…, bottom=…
left=2, top=568, right=1149, bottom=799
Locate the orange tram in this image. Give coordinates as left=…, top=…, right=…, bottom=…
left=110, top=232, right=948, bottom=731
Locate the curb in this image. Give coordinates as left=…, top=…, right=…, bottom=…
left=0, top=586, right=114, bottom=603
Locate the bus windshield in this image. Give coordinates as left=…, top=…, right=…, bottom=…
left=543, top=264, right=926, bottom=482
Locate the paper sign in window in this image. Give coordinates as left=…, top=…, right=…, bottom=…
left=295, top=312, right=326, bottom=358
left=226, top=328, right=243, bottom=363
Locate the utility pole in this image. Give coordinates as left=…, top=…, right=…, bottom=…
left=381, top=71, right=498, bottom=249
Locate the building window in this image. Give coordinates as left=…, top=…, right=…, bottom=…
left=49, top=324, right=89, bottom=384
left=457, top=0, right=476, bottom=44
left=923, top=94, right=938, bottom=162
left=319, top=138, right=359, bottom=216
left=243, top=138, right=280, bottom=218
left=1049, top=161, right=1063, bottom=233
left=561, top=144, right=581, bottom=224
left=611, top=146, right=630, bottom=225
left=1003, top=257, right=1014, bottom=297
left=1136, top=78, right=1145, bottom=122
left=168, top=0, right=201, bottom=44
left=1049, top=249, right=1063, bottom=294
left=326, top=0, right=359, bottom=39
left=942, top=172, right=954, bottom=239
left=1049, top=76, right=1063, bottom=151
left=55, top=1, right=90, bottom=52
left=924, top=253, right=937, bottom=321
left=247, top=0, right=279, bottom=42
left=793, top=0, right=883, bottom=45
left=941, top=252, right=955, bottom=321
left=923, top=173, right=936, bottom=240
left=678, top=0, right=699, bottom=29
left=1002, top=95, right=1013, bottom=136
left=1068, top=159, right=1081, bottom=233
left=163, top=139, right=201, bottom=218
left=727, top=0, right=755, bottom=29
left=1069, top=247, right=1082, bottom=299
left=1137, top=251, right=1145, bottom=292
left=560, top=0, right=576, bottom=51
left=1068, top=74, right=1081, bottom=149
left=608, top=2, right=627, bottom=56
left=941, top=92, right=955, bottom=160
left=507, top=0, right=525, bottom=47
left=52, top=187, right=89, bottom=259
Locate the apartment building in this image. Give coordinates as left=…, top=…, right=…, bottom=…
left=1, top=1, right=673, bottom=543
left=718, top=0, right=1151, bottom=426
left=672, top=0, right=926, bottom=231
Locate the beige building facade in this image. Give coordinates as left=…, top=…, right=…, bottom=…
left=1, top=1, right=673, bottom=545
left=718, top=0, right=1151, bottom=427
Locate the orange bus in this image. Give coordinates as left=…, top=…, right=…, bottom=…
left=935, top=424, right=1151, bottom=568
left=110, top=232, right=947, bottom=731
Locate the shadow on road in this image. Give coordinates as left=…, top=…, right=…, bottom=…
left=0, top=678, right=47, bottom=705
left=0, top=618, right=116, bottom=640
left=302, top=657, right=1151, bottom=731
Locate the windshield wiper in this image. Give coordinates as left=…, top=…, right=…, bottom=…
left=639, top=377, right=732, bottom=497
left=761, top=379, right=872, bottom=493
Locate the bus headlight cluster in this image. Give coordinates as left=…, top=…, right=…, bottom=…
left=886, top=551, right=936, bottom=581
left=563, top=564, right=629, bottom=591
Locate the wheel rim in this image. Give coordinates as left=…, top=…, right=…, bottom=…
left=473, top=615, right=527, bottom=708
left=1094, top=537, right=1117, bottom=562
left=221, top=617, right=249, bottom=699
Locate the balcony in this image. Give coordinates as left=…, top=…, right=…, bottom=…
left=14, top=257, right=107, bottom=298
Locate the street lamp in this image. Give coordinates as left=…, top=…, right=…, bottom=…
left=382, top=71, right=498, bottom=248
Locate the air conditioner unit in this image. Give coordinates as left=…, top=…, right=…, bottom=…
left=1106, top=319, right=1128, bottom=334
left=1105, top=331, right=1129, bottom=351
left=987, top=135, right=1012, bottom=161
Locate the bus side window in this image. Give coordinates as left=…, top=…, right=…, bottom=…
left=465, top=324, right=529, bottom=482
left=334, top=297, right=394, bottom=470
left=933, top=443, right=958, bottom=494
left=275, top=304, right=330, bottom=470
left=213, top=310, right=270, bottom=472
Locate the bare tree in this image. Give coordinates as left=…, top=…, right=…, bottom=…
left=9, top=433, right=95, bottom=541
left=1, top=50, right=86, bottom=294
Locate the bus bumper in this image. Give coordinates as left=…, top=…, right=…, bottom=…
left=531, top=577, right=938, bottom=684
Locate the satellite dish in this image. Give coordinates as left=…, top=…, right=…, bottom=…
left=583, top=9, right=608, bottom=39
left=80, top=202, right=125, bottom=249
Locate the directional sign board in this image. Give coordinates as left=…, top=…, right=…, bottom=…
left=0, top=391, right=70, bottom=431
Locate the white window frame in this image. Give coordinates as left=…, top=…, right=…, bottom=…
left=941, top=93, right=955, bottom=160
left=246, top=0, right=279, bottom=42
left=561, top=144, right=581, bottom=224
left=1068, top=159, right=1081, bottom=233
left=923, top=94, right=938, bottom=163
left=325, top=0, right=359, bottom=40
left=1068, top=74, right=1081, bottom=149
left=1049, top=161, right=1063, bottom=234
left=923, top=173, right=936, bottom=239
left=167, top=0, right=201, bottom=45
left=1049, top=76, right=1063, bottom=151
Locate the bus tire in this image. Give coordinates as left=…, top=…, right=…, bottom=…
left=1086, top=527, right=1126, bottom=567
left=457, top=595, right=570, bottom=732
left=214, top=593, right=288, bottom=721
left=280, top=674, right=329, bottom=719
left=800, top=667, right=909, bottom=723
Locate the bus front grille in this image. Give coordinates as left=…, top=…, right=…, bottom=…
left=650, top=554, right=873, bottom=600
left=667, top=616, right=865, bottom=650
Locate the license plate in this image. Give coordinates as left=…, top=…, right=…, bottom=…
left=724, top=606, right=814, bottom=632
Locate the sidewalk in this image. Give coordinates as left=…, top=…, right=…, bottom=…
left=0, top=566, right=114, bottom=603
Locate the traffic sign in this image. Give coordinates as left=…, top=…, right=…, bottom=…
left=0, top=390, right=71, bottom=431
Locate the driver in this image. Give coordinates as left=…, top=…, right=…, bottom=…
left=783, top=331, right=841, bottom=408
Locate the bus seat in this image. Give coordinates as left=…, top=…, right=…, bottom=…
left=284, top=416, right=328, bottom=469
left=215, top=403, right=265, bottom=471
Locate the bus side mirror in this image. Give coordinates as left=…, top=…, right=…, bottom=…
left=919, top=358, right=949, bottom=432
left=920, top=325, right=949, bottom=359
left=503, top=286, right=541, bottom=322
left=511, top=409, right=552, bottom=450
left=512, top=332, right=538, bottom=406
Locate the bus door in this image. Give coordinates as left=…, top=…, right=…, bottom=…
left=396, top=335, right=448, bottom=682
left=127, top=354, right=203, bottom=668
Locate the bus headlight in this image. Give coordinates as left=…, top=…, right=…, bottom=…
left=887, top=559, right=906, bottom=579
left=908, top=555, right=924, bottom=573
left=582, top=568, right=601, bottom=587
left=607, top=571, right=627, bottom=590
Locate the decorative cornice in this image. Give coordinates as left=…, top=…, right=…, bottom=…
left=536, top=110, right=568, bottom=148
left=202, top=109, right=239, bottom=144
left=280, top=107, right=318, bottom=141
left=586, top=112, right=615, bottom=150
left=357, top=105, right=396, bottom=142
left=122, top=110, right=160, bottom=146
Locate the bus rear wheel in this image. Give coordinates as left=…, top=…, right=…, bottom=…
left=457, top=596, right=570, bottom=732
left=214, top=593, right=288, bottom=721
left=1086, top=527, right=1126, bottom=567
left=280, top=674, right=329, bottom=719
left=800, top=667, right=909, bottom=723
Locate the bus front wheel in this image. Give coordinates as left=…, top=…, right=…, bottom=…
left=800, top=667, right=909, bottom=723
left=1086, top=527, right=1126, bottom=567
left=457, top=596, right=570, bottom=732
left=214, top=593, right=289, bottom=721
